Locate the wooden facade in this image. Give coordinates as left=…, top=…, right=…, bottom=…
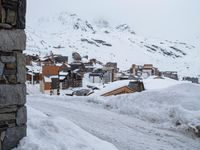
left=102, top=81, right=145, bottom=96
left=102, top=86, right=135, bottom=96
left=60, top=71, right=82, bottom=89
left=130, top=64, right=160, bottom=78
left=42, top=66, right=60, bottom=76
left=26, top=73, right=42, bottom=83
left=162, top=71, right=178, bottom=80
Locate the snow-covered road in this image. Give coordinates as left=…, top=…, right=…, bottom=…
left=27, top=94, right=200, bottom=150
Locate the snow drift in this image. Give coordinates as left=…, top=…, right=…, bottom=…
left=15, top=107, right=118, bottom=150
left=88, top=83, right=200, bottom=136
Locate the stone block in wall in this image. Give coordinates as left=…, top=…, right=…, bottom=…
left=6, top=75, right=17, bottom=84
left=16, top=106, right=27, bottom=126
left=5, top=63, right=16, bottom=70
left=0, top=52, right=24, bottom=84
left=0, top=62, right=4, bottom=76
left=0, top=84, right=26, bottom=107
left=3, top=69, right=16, bottom=75
left=6, top=9, right=17, bottom=26
left=0, top=106, right=17, bottom=114
left=0, top=120, right=16, bottom=129
left=0, top=131, right=6, bottom=150
left=0, top=113, right=16, bottom=122
left=0, top=30, right=26, bottom=51
left=2, top=125, right=26, bottom=150
left=0, top=56, right=16, bottom=63
left=17, top=0, right=27, bottom=29
left=0, top=0, right=26, bottom=29
left=15, top=51, right=26, bottom=84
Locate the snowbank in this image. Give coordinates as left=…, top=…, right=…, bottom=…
left=15, top=106, right=118, bottom=150
left=88, top=83, right=200, bottom=136
left=91, top=77, right=183, bottom=96
left=26, top=84, right=41, bottom=95
left=143, top=76, right=183, bottom=90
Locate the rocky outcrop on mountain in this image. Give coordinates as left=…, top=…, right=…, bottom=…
left=116, top=24, right=136, bottom=34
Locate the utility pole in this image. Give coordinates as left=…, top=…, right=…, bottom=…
left=31, top=67, right=34, bottom=85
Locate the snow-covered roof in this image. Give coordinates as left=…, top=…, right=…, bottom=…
left=94, top=80, right=132, bottom=96
left=44, top=75, right=58, bottom=83
left=82, top=57, right=89, bottom=63
left=85, top=66, right=95, bottom=69
left=66, top=64, right=71, bottom=68
left=59, top=76, right=66, bottom=80
left=27, top=72, right=34, bottom=76
left=93, top=63, right=103, bottom=69
left=44, top=76, right=52, bottom=83
left=73, top=69, right=80, bottom=73
left=56, top=63, right=63, bottom=67
left=59, top=71, right=68, bottom=76
left=26, top=65, right=42, bottom=74
left=143, top=76, right=184, bottom=90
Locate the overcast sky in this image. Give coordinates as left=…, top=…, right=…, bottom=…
left=28, top=0, right=200, bottom=41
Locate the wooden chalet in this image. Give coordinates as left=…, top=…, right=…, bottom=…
left=59, top=63, right=71, bottom=72
left=42, top=65, right=60, bottom=76
left=38, top=53, right=68, bottom=66
left=72, top=52, right=82, bottom=62
left=142, top=64, right=159, bottom=78
left=26, top=54, right=39, bottom=65
left=26, top=72, right=42, bottom=84
left=130, top=64, right=160, bottom=79
left=83, top=60, right=95, bottom=73
left=89, top=72, right=104, bottom=83
left=130, top=64, right=143, bottom=76
left=101, top=81, right=145, bottom=96
left=40, top=57, right=54, bottom=66
left=41, top=76, right=60, bottom=95
left=183, top=76, right=199, bottom=84
left=26, top=65, right=42, bottom=84
left=105, top=62, right=118, bottom=73
left=40, top=65, right=60, bottom=94
left=59, top=70, right=82, bottom=89
left=162, top=71, right=178, bottom=80
left=102, top=67, right=116, bottom=83
left=70, top=62, right=85, bottom=76
left=102, top=86, right=136, bottom=96
left=54, top=55, right=68, bottom=64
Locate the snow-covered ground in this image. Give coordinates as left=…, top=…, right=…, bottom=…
left=16, top=78, right=200, bottom=150
left=15, top=106, right=118, bottom=150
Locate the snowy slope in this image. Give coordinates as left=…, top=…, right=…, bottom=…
left=15, top=106, right=118, bottom=150
left=25, top=11, right=200, bottom=77
left=24, top=81, right=200, bottom=150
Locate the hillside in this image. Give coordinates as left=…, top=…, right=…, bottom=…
left=25, top=12, right=200, bottom=77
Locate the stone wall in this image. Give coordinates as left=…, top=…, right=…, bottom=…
left=0, top=0, right=26, bottom=150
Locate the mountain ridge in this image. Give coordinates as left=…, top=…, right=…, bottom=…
left=25, top=12, right=200, bottom=77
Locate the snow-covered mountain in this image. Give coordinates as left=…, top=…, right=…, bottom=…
left=25, top=11, right=200, bottom=77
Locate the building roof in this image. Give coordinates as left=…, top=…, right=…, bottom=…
left=101, top=86, right=135, bottom=96
left=94, top=80, right=131, bottom=96
left=59, top=71, right=69, bottom=76
left=43, top=75, right=58, bottom=83
left=143, top=64, right=153, bottom=69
